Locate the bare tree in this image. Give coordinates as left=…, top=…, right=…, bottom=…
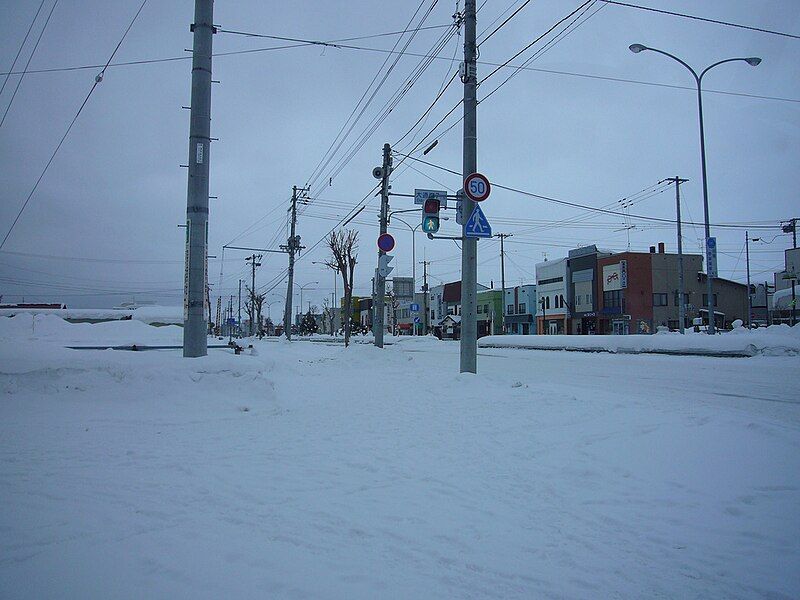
left=325, top=229, right=358, bottom=347
left=245, top=286, right=266, bottom=337
left=321, top=297, right=332, bottom=335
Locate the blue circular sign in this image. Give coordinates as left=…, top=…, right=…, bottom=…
left=377, top=233, right=395, bottom=252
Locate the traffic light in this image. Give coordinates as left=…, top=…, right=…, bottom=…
left=422, top=198, right=440, bottom=233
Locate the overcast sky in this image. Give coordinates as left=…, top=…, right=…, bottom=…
left=0, top=0, right=798, bottom=312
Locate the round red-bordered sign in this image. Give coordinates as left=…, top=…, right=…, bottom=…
left=464, top=172, right=491, bottom=202
left=377, top=232, right=395, bottom=253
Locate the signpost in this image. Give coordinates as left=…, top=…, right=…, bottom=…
left=377, top=232, right=395, bottom=253
left=464, top=204, right=492, bottom=238
left=414, top=189, right=448, bottom=208
left=464, top=172, right=491, bottom=203
left=706, top=237, right=718, bottom=278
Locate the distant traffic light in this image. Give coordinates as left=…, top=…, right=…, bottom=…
left=422, top=198, right=440, bottom=233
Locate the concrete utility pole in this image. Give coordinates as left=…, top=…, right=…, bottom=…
left=246, top=254, right=262, bottom=336
left=784, top=218, right=797, bottom=326
left=282, top=186, right=307, bottom=340
left=420, top=260, right=430, bottom=335
left=662, top=177, right=688, bottom=333
left=495, top=233, right=512, bottom=334
left=460, top=0, right=478, bottom=372
left=746, top=231, right=753, bottom=329
left=182, top=0, right=215, bottom=358
left=238, top=279, right=242, bottom=336
left=373, top=143, right=392, bottom=348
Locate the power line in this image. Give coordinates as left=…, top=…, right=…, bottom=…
left=0, top=0, right=46, bottom=98
left=598, top=0, right=800, bottom=40
left=0, top=0, right=59, bottom=129
left=0, top=0, right=148, bottom=251
left=216, top=22, right=454, bottom=44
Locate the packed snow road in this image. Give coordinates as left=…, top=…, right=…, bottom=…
left=1, top=317, right=799, bottom=599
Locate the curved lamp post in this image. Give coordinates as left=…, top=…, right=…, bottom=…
left=629, top=43, right=760, bottom=334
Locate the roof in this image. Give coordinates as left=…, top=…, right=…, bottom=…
left=440, top=314, right=462, bottom=324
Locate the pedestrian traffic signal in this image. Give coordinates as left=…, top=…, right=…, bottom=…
left=422, top=198, right=440, bottom=233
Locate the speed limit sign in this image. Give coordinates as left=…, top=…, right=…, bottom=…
left=464, top=172, right=491, bottom=202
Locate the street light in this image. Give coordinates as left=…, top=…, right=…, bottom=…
left=629, top=44, right=760, bottom=334
left=296, top=281, right=319, bottom=316
left=312, top=261, right=339, bottom=309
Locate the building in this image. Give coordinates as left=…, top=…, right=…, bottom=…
left=567, top=245, right=613, bottom=334
left=503, top=284, right=536, bottom=334
left=477, top=289, right=504, bottom=336
left=430, top=280, right=488, bottom=339
left=597, top=244, right=748, bottom=333
left=535, top=258, right=569, bottom=334
left=394, top=292, right=426, bottom=335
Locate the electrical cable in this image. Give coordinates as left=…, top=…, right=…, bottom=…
left=0, top=0, right=47, bottom=98
left=0, top=0, right=149, bottom=250
left=598, top=0, right=800, bottom=40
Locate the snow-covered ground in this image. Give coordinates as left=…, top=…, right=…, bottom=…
left=479, top=324, right=800, bottom=357
left=2, top=316, right=799, bottom=599
left=0, top=305, right=183, bottom=325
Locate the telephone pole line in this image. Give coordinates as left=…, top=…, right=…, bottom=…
left=374, top=143, right=392, bottom=348
left=182, top=0, right=215, bottom=357
left=246, top=254, right=262, bottom=336
left=783, top=218, right=797, bottom=326
left=661, top=176, right=688, bottom=333
left=238, top=279, right=242, bottom=336
left=420, top=260, right=430, bottom=335
left=460, top=0, right=478, bottom=372
left=282, top=185, right=307, bottom=340
left=495, top=233, right=512, bottom=334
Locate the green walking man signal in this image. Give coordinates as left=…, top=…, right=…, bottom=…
left=422, top=198, right=440, bottom=233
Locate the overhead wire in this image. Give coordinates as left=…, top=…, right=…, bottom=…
left=0, top=0, right=149, bottom=251
left=0, top=0, right=47, bottom=98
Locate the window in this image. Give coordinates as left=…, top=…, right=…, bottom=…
left=507, top=304, right=514, bottom=315
left=546, top=296, right=550, bottom=310
left=702, top=293, right=719, bottom=307
left=653, top=293, right=668, bottom=307
left=674, top=292, right=690, bottom=307
left=518, top=303, right=526, bottom=314
left=484, top=304, right=489, bottom=315
left=604, top=290, right=623, bottom=309
left=477, top=304, right=483, bottom=314
left=586, top=293, right=592, bottom=305
left=576, top=295, right=582, bottom=307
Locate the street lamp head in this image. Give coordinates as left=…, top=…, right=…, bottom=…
left=744, top=57, right=762, bottom=67
left=629, top=43, right=647, bottom=54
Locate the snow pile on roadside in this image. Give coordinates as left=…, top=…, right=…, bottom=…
left=0, top=305, right=182, bottom=325
left=479, top=324, right=800, bottom=356
left=0, top=313, right=183, bottom=346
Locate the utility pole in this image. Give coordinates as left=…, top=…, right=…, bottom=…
left=374, top=143, right=392, bottom=348
left=661, top=177, right=688, bottom=333
left=495, top=233, right=512, bottom=334
left=182, top=0, right=215, bottom=358
left=245, top=254, right=262, bottom=336
left=746, top=231, right=753, bottom=329
left=460, top=0, right=478, bottom=372
left=784, top=218, right=797, bottom=326
left=420, top=260, right=430, bottom=335
left=282, top=186, right=307, bottom=340
left=238, top=279, right=242, bottom=336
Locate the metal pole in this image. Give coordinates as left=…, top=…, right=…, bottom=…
left=374, top=143, right=392, bottom=348
left=674, top=177, right=687, bottom=334
left=791, top=219, right=797, bottom=326
left=696, top=81, right=716, bottom=334
left=746, top=231, right=752, bottom=329
left=421, top=260, right=430, bottom=335
left=182, top=0, right=214, bottom=358
left=283, top=186, right=298, bottom=340
left=460, top=0, right=478, bottom=372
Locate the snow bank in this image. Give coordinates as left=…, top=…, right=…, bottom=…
left=0, top=305, right=183, bottom=325
left=0, top=313, right=184, bottom=346
left=478, top=324, right=800, bottom=357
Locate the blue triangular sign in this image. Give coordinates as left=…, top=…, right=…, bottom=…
left=464, top=204, right=492, bottom=238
